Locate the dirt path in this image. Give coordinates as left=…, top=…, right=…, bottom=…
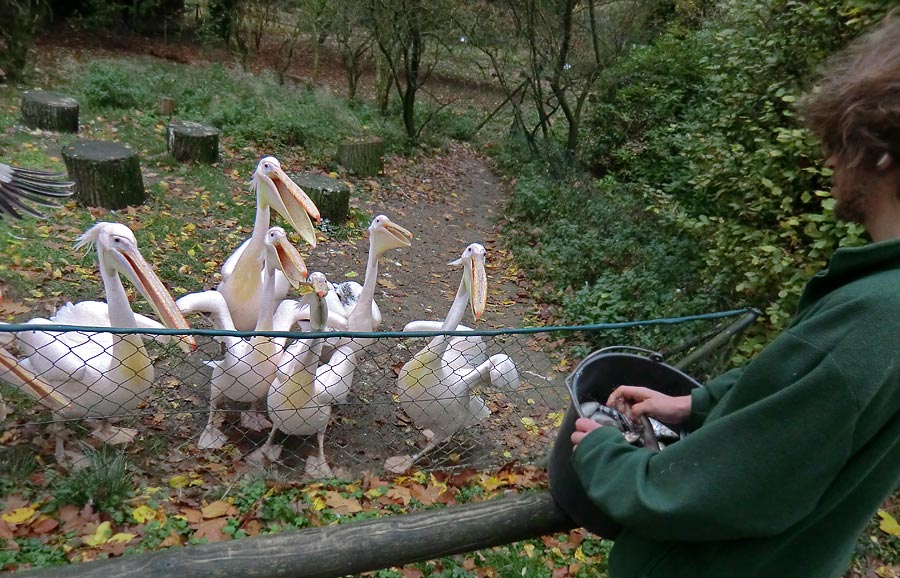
left=284, top=142, right=568, bottom=476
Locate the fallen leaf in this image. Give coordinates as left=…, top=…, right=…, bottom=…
left=879, top=510, right=900, bottom=537
left=83, top=521, right=112, bottom=546
left=324, top=491, right=363, bottom=514
left=2, top=506, right=36, bottom=525
left=201, top=500, right=235, bottom=519
left=192, top=518, right=230, bottom=543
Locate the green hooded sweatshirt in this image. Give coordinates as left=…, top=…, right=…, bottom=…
left=572, top=239, right=900, bottom=578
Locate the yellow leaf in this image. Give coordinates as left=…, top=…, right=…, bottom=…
left=109, top=532, right=136, bottom=544
left=878, top=510, right=900, bottom=537
left=2, top=506, right=36, bottom=524
left=84, top=521, right=112, bottom=546
left=522, top=543, right=535, bottom=558
left=479, top=475, right=505, bottom=492
left=168, top=475, right=189, bottom=489
left=312, top=495, right=327, bottom=511
left=520, top=417, right=540, bottom=435
left=132, top=505, right=160, bottom=524
left=574, top=546, right=587, bottom=562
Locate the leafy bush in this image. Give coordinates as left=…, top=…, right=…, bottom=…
left=78, top=62, right=141, bottom=109
left=558, top=0, right=885, bottom=358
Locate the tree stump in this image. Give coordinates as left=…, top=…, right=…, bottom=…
left=167, top=120, right=219, bottom=163
left=20, top=90, right=79, bottom=133
left=337, top=136, right=385, bottom=177
left=290, top=172, right=351, bottom=224
left=61, top=140, right=146, bottom=209
left=157, top=96, right=177, bottom=116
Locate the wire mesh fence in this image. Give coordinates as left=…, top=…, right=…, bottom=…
left=0, top=309, right=755, bottom=483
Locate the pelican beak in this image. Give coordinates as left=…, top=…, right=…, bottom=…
left=269, top=230, right=309, bottom=289
left=309, top=273, right=329, bottom=298
left=115, top=243, right=197, bottom=353
left=373, top=217, right=413, bottom=253
left=258, top=166, right=320, bottom=248
left=468, top=251, right=487, bottom=321
left=0, top=348, right=72, bottom=413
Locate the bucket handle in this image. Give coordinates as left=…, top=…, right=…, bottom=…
left=565, top=345, right=665, bottom=391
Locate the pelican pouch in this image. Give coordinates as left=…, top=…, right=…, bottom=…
left=548, top=346, right=701, bottom=537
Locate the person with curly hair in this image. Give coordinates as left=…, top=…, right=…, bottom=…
left=570, top=11, right=900, bottom=578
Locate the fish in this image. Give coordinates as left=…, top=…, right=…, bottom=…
left=577, top=399, right=680, bottom=451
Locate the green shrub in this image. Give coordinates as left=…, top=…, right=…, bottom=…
left=78, top=62, right=141, bottom=109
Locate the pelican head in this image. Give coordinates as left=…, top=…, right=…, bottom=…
left=450, top=243, right=487, bottom=322
left=75, top=222, right=197, bottom=352
left=299, top=271, right=329, bottom=332
left=264, top=226, right=309, bottom=289
left=251, top=156, right=321, bottom=248
left=369, top=214, right=412, bottom=255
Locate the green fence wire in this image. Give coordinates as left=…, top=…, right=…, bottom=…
left=0, top=308, right=756, bottom=482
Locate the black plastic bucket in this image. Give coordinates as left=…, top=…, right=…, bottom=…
left=548, top=346, right=702, bottom=537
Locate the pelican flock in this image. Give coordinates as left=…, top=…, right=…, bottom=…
left=0, top=154, right=520, bottom=477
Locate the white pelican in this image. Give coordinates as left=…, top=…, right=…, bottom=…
left=388, top=243, right=519, bottom=473
left=0, top=162, right=72, bottom=220
left=217, top=156, right=320, bottom=331
left=327, top=214, right=411, bottom=350
left=251, top=272, right=360, bottom=477
left=182, top=226, right=309, bottom=449
left=0, top=222, right=196, bottom=457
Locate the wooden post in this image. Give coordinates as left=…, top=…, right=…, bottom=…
left=15, top=491, right=576, bottom=578
left=157, top=96, right=177, bottom=116
left=290, top=172, right=351, bottom=224
left=61, top=140, right=146, bottom=209
left=167, top=120, right=219, bottom=163
left=20, top=90, right=79, bottom=133
left=337, top=136, right=385, bottom=177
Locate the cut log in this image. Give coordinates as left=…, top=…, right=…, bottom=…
left=15, top=491, right=576, bottom=578
left=61, top=140, right=146, bottom=209
left=290, top=172, right=351, bottom=224
left=157, top=96, right=177, bottom=116
left=20, top=90, right=79, bottom=133
left=337, top=136, right=385, bottom=177
left=167, top=120, right=219, bottom=163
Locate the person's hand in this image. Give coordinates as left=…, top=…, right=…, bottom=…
left=571, top=417, right=603, bottom=449
left=607, top=386, right=692, bottom=425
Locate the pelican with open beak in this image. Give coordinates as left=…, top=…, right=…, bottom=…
left=187, top=226, right=311, bottom=449
left=217, top=156, right=320, bottom=331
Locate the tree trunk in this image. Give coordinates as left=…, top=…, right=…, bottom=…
left=374, top=50, right=390, bottom=113
left=337, top=137, right=385, bottom=177
left=157, top=96, right=177, bottom=116
left=20, top=90, right=79, bottom=133
left=289, top=172, right=351, bottom=224
left=16, top=491, right=575, bottom=578
left=166, top=120, right=220, bottom=163
left=61, top=140, right=146, bottom=209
